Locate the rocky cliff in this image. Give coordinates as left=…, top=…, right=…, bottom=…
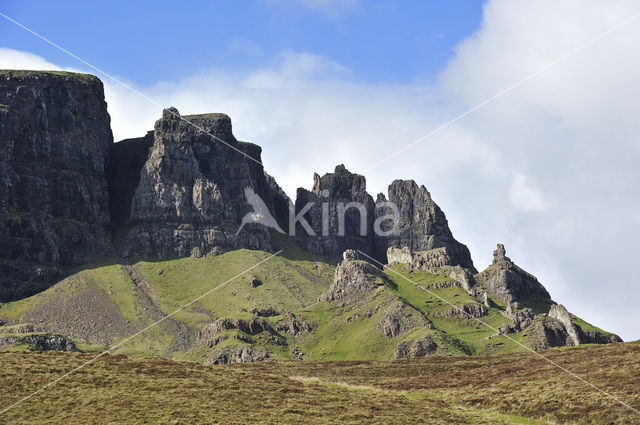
left=380, top=180, right=475, bottom=271
left=294, top=165, right=376, bottom=259
left=0, top=70, right=481, bottom=298
left=0, top=71, right=114, bottom=300
left=119, top=107, right=280, bottom=258
left=294, top=165, right=475, bottom=271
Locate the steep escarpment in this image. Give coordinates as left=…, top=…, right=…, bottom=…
left=0, top=71, right=114, bottom=300
left=0, top=71, right=624, bottom=361
left=0, top=70, right=477, bottom=298
left=380, top=180, right=475, bottom=271
left=118, top=107, right=281, bottom=258
left=109, top=131, right=154, bottom=231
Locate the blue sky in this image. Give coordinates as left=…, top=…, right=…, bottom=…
left=1, top=0, right=484, bottom=86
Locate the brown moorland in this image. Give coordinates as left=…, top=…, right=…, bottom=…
left=1, top=341, right=639, bottom=424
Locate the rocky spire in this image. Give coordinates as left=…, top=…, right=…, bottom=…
left=293, top=165, right=476, bottom=271
left=294, top=165, right=376, bottom=259
left=378, top=180, right=476, bottom=272
left=492, top=244, right=510, bottom=263
left=476, top=244, right=551, bottom=306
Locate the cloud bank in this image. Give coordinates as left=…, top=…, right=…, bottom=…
left=1, top=0, right=639, bottom=340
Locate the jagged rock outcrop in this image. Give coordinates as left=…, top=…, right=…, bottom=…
left=393, top=336, right=438, bottom=359
left=275, top=312, right=316, bottom=336
left=206, top=345, right=269, bottom=364
left=377, top=302, right=433, bottom=338
left=505, top=306, right=535, bottom=332
left=437, top=304, right=487, bottom=319
left=0, top=69, right=477, bottom=299
left=0, top=71, right=114, bottom=300
left=524, top=304, right=622, bottom=350
left=548, top=304, right=581, bottom=346
left=387, top=246, right=476, bottom=291
left=293, top=166, right=475, bottom=271
left=250, top=306, right=279, bottom=317
left=319, top=250, right=386, bottom=302
left=198, top=317, right=277, bottom=340
left=378, top=180, right=476, bottom=271
left=524, top=317, right=574, bottom=350
left=0, top=333, right=78, bottom=352
left=120, top=107, right=280, bottom=258
left=294, top=165, right=376, bottom=259
left=475, top=244, right=551, bottom=306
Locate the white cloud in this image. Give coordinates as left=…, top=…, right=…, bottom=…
left=509, top=174, right=549, bottom=212
left=0, top=48, right=65, bottom=71
left=1, top=0, right=639, bottom=341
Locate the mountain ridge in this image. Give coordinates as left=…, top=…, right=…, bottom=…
left=0, top=70, right=623, bottom=362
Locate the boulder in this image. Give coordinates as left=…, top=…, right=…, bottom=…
left=206, top=345, right=269, bottom=364
left=394, top=336, right=438, bottom=359
left=377, top=302, right=433, bottom=338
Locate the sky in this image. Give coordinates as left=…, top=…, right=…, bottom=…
left=1, top=0, right=639, bottom=341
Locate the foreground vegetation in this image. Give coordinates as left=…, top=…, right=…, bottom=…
left=0, top=341, right=638, bottom=424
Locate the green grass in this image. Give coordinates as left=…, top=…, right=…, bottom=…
left=0, top=69, right=98, bottom=84
left=0, top=247, right=620, bottom=362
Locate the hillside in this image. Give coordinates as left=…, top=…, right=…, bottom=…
left=1, top=341, right=639, bottom=424
left=0, top=237, right=620, bottom=363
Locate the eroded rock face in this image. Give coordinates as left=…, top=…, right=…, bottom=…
left=548, top=304, right=581, bottom=346
left=0, top=333, right=78, bottom=352
left=476, top=244, right=551, bottom=306
left=393, top=336, right=438, bottom=359
left=437, top=304, right=487, bottom=319
left=319, top=250, right=385, bottom=302
left=379, top=180, right=476, bottom=271
left=387, top=246, right=476, bottom=291
left=524, top=304, right=622, bottom=350
left=524, top=318, right=572, bottom=350
left=293, top=166, right=475, bottom=271
left=0, top=71, right=114, bottom=300
left=121, top=107, right=278, bottom=258
left=275, top=312, right=317, bottom=336
left=294, top=165, right=376, bottom=259
left=206, top=345, right=269, bottom=364
left=377, top=302, right=433, bottom=338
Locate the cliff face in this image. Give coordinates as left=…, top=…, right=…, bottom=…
left=0, top=71, right=114, bottom=300
left=379, top=180, right=476, bottom=272
left=119, top=107, right=278, bottom=258
left=294, top=165, right=376, bottom=259
left=294, top=165, right=475, bottom=271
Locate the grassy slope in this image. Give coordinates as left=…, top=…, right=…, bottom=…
left=0, top=247, right=620, bottom=362
left=1, top=341, right=639, bottom=424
